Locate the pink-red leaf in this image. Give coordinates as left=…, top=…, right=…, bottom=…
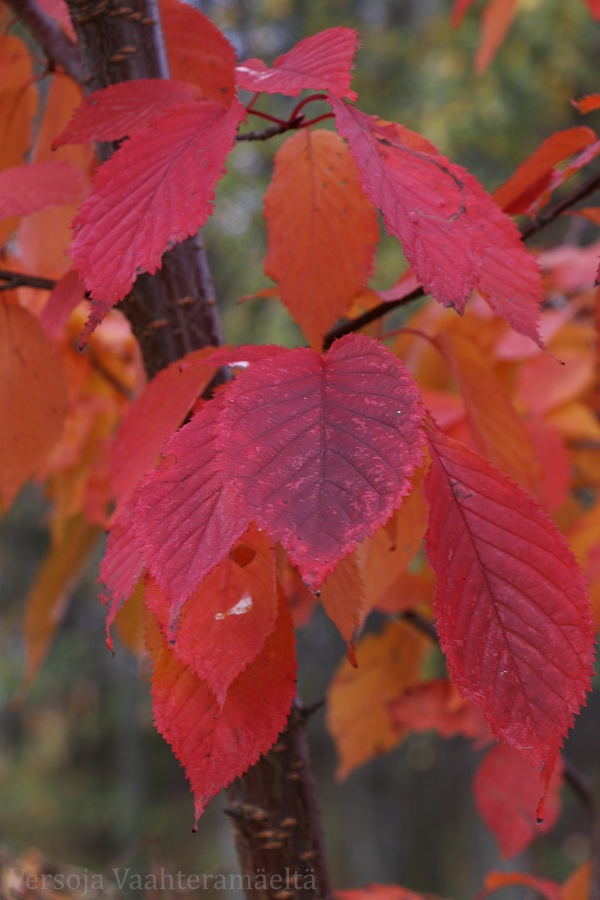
left=264, top=129, right=378, bottom=348
left=133, top=394, right=251, bottom=609
left=424, top=429, right=595, bottom=776
left=0, top=161, right=85, bottom=219
left=331, top=99, right=543, bottom=344
left=100, top=495, right=146, bottom=649
left=70, top=99, right=244, bottom=334
left=146, top=525, right=277, bottom=705
left=111, top=347, right=217, bottom=517
left=39, top=269, right=85, bottom=340
left=160, top=0, right=236, bottom=107
left=53, top=79, right=200, bottom=147
left=216, top=334, right=425, bottom=590
left=151, top=588, right=296, bottom=824
left=474, top=744, right=563, bottom=858
left=235, top=27, right=358, bottom=100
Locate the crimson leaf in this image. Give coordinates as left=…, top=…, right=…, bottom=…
left=235, top=27, right=359, bottom=100
left=330, top=98, right=543, bottom=343
left=70, top=99, right=244, bottom=335
left=424, top=428, right=595, bottom=777
left=216, top=334, right=425, bottom=590
left=53, top=79, right=200, bottom=147
left=133, top=395, right=251, bottom=609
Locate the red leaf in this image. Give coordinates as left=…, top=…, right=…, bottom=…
left=146, top=525, right=277, bottom=705
left=0, top=161, right=85, bottom=219
left=39, top=269, right=86, bottom=340
left=494, top=127, right=598, bottom=215
left=235, top=27, right=359, bottom=100
left=583, top=0, right=600, bottom=20
left=70, top=99, right=244, bottom=333
left=424, top=429, right=595, bottom=775
left=133, top=394, right=251, bottom=609
left=574, top=94, right=600, bottom=114
left=474, top=744, right=563, bottom=858
left=264, top=129, right=378, bottom=348
left=451, top=0, right=477, bottom=27
left=474, top=0, right=518, bottom=73
left=151, top=587, right=296, bottom=824
left=53, top=79, right=200, bottom=147
left=160, top=0, right=236, bottom=107
left=100, top=495, right=146, bottom=650
left=111, top=347, right=217, bottom=518
left=216, top=334, right=425, bottom=590
left=330, top=99, right=543, bottom=344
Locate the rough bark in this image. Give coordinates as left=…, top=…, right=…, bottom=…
left=32, top=0, right=333, bottom=894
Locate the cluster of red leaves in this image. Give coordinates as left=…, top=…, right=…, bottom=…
left=1, top=0, right=600, bottom=888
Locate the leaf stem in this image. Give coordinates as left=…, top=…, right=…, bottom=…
left=246, top=108, right=290, bottom=127
left=289, top=93, right=329, bottom=121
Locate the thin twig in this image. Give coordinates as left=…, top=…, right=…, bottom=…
left=5, top=0, right=83, bottom=83
left=236, top=116, right=304, bottom=142
left=521, top=166, right=600, bottom=241
left=323, top=286, right=424, bottom=350
left=0, top=268, right=57, bottom=291
left=562, top=756, right=595, bottom=816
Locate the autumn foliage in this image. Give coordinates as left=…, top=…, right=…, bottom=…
left=3, top=0, right=600, bottom=895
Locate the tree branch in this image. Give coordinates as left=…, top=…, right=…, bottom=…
left=5, top=0, right=83, bottom=83
left=236, top=117, right=303, bottom=143
left=520, top=166, right=600, bottom=241
left=0, top=268, right=57, bottom=291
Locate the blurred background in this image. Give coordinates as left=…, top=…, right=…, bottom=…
left=2, top=0, right=600, bottom=897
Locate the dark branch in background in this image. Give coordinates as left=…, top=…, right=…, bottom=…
left=400, top=610, right=439, bottom=644
left=236, top=117, right=303, bottom=143
left=0, top=268, right=57, bottom=291
left=323, top=165, right=600, bottom=350
left=5, top=0, right=83, bottom=83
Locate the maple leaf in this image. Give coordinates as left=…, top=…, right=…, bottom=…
left=0, top=298, right=67, bottom=507
left=473, top=0, right=518, bottom=73
left=320, top=550, right=366, bottom=648
left=476, top=872, right=561, bottom=900
left=574, top=94, right=600, bottom=114
left=583, top=0, right=600, bottom=20
left=388, top=678, right=491, bottom=745
left=159, top=0, right=236, bottom=107
left=133, top=394, right=251, bottom=610
left=424, top=428, right=595, bottom=779
left=69, top=98, right=244, bottom=335
left=264, top=129, right=378, bottom=348
left=52, top=79, right=200, bottom=147
left=216, top=334, right=426, bottom=590
left=235, top=27, right=359, bottom=100
left=330, top=98, right=543, bottom=344
left=0, top=161, right=85, bottom=219
left=146, top=526, right=278, bottom=705
left=39, top=270, right=86, bottom=340
left=150, top=587, right=296, bottom=825
left=474, top=743, right=563, bottom=858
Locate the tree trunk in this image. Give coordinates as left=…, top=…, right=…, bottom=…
left=34, top=0, right=332, bottom=894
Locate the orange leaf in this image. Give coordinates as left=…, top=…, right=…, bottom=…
left=320, top=549, right=366, bottom=647
left=336, top=886, right=441, bottom=900
left=477, top=872, right=560, bottom=900
left=494, top=127, right=598, bottom=215
left=264, top=129, right=378, bottom=349
left=561, top=863, right=591, bottom=900
left=23, top=515, right=100, bottom=687
left=151, top=587, right=296, bottom=824
left=0, top=297, right=67, bottom=507
left=326, top=620, right=430, bottom=778
left=574, top=94, right=600, bottom=114
left=435, top=332, right=540, bottom=494
left=475, top=0, right=519, bottom=73
left=18, top=73, right=92, bottom=278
